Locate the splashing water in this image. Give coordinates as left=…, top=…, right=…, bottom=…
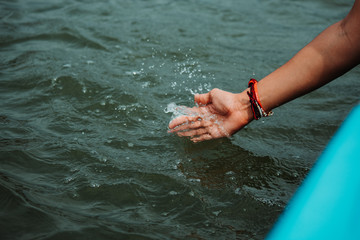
left=165, top=102, right=230, bottom=138
left=164, top=102, right=195, bottom=122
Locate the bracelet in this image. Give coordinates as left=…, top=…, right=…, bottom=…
left=247, top=78, right=273, bottom=120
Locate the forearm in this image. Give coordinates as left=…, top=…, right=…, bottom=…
left=256, top=3, right=360, bottom=112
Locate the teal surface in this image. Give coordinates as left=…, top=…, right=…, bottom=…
left=267, top=104, right=360, bottom=240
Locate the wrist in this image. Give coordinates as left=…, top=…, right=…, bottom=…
left=240, top=90, right=255, bottom=121
left=233, top=90, right=254, bottom=128
left=247, top=79, right=273, bottom=120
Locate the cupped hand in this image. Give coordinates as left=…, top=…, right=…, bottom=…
left=168, top=88, right=253, bottom=142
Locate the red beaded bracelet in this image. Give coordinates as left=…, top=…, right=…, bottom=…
left=247, top=78, right=273, bottom=120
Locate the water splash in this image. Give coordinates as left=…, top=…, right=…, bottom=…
left=164, top=102, right=230, bottom=138
left=167, top=48, right=215, bottom=98
left=164, top=102, right=195, bottom=122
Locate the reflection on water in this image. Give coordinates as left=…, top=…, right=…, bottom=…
left=0, top=0, right=359, bottom=239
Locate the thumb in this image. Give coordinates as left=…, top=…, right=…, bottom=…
left=194, top=91, right=212, bottom=106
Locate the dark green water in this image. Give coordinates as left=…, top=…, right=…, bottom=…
left=1, top=0, right=359, bottom=239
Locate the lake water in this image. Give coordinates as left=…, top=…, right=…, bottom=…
left=1, top=0, right=359, bottom=239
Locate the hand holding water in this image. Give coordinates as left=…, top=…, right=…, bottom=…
left=168, top=88, right=253, bottom=142
left=169, top=0, right=360, bottom=143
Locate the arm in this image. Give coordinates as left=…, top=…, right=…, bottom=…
left=258, top=0, right=360, bottom=112
left=169, top=0, right=360, bottom=142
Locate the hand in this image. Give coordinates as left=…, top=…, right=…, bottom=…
left=168, top=88, right=253, bottom=142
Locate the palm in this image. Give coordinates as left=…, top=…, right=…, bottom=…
left=168, top=89, right=249, bottom=142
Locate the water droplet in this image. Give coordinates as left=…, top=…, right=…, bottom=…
left=235, top=188, right=241, bottom=195
left=90, top=183, right=100, bottom=188
left=141, top=82, right=150, bottom=88
left=189, top=178, right=201, bottom=183
left=64, top=177, right=74, bottom=184
left=212, top=210, right=221, bottom=217
left=169, top=191, right=178, bottom=196
left=62, top=63, right=71, bottom=68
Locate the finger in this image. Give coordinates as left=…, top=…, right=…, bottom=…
left=168, top=121, right=198, bottom=133
left=191, top=133, right=213, bottom=143
left=194, top=92, right=211, bottom=106
left=168, top=115, right=196, bottom=129
left=176, top=128, right=208, bottom=137
left=169, top=118, right=212, bottom=133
